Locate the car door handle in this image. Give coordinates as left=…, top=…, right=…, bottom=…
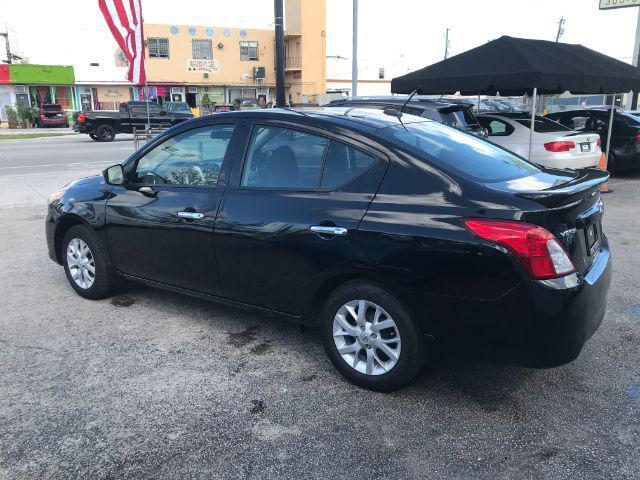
left=310, top=225, right=348, bottom=236
left=138, top=186, right=157, bottom=197
left=177, top=211, right=205, bottom=220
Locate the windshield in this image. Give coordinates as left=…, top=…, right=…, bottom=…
left=381, top=121, right=542, bottom=183
left=514, top=116, right=571, bottom=132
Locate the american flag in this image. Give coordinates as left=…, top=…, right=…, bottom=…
left=98, top=0, right=146, bottom=85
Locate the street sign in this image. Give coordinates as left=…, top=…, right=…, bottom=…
left=599, top=0, right=640, bottom=10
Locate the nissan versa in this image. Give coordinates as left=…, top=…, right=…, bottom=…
left=46, top=108, right=612, bottom=391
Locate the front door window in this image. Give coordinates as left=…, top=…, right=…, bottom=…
left=133, top=124, right=235, bottom=186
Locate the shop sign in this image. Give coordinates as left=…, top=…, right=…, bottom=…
left=599, top=0, right=640, bottom=9
left=187, top=59, right=220, bottom=73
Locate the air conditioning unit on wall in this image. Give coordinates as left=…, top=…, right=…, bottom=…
left=187, top=86, right=198, bottom=94
left=14, top=85, right=27, bottom=94
left=171, top=87, right=183, bottom=94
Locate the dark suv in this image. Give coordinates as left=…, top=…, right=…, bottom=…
left=546, top=108, right=640, bottom=173
left=327, top=96, right=487, bottom=138
left=46, top=108, right=611, bottom=391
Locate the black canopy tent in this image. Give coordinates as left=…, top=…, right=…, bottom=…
left=391, top=35, right=640, bottom=163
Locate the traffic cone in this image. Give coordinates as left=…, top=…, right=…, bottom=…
left=598, top=152, right=609, bottom=193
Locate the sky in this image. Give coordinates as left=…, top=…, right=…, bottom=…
left=1, top=0, right=639, bottom=81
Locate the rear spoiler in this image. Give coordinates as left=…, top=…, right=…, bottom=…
left=514, top=169, right=609, bottom=207
left=437, top=104, right=473, bottom=114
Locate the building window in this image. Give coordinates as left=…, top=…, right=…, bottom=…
left=148, top=38, right=169, bottom=58
left=378, top=68, right=385, bottom=79
left=192, top=39, right=213, bottom=60
left=240, top=41, right=259, bottom=61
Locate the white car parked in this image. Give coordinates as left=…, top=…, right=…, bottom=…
left=477, top=113, right=601, bottom=169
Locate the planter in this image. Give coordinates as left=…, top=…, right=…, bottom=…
left=18, top=121, right=29, bottom=129
left=8, top=121, right=19, bottom=129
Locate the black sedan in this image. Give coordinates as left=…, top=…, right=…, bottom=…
left=46, top=108, right=611, bottom=391
left=546, top=108, right=640, bottom=173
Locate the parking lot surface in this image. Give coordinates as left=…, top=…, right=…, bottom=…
left=1, top=137, right=639, bottom=479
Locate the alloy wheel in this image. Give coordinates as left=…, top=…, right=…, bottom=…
left=332, top=300, right=401, bottom=376
left=66, top=238, right=96, bottom=289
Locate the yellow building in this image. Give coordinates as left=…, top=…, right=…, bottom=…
left=141, top=0, right=326, bottom=108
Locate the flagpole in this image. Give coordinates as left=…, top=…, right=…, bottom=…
left=142, top=2, right=150, bottom=132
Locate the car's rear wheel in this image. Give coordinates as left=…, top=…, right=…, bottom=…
left=96, top=124, right=116, bottom=142
left=320, top=282, right=423, bottom=391
left=62, top=225, right=116, bottom=300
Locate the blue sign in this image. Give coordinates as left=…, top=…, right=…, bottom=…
left=205, top=27, right=214, bottom=36
left=170, top=26, right=179, bottom=35
left=223, top=28, right=231, bottom=37
left=188, top=27, right=197, bottom=36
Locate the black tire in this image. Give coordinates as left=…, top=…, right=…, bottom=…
left=89, top=133, right=101, bottom=141
left=61, top=225, right=117, bottom=300
left=320, top=281, right=423, bottom=392
left=96, top=124, right=116, bottom=142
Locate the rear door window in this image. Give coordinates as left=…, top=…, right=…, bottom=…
left=478, top=117, right=514, bottom=136
left=241, top=126, right=328, bottom=189
left=381, top=121, right=541, bottom=183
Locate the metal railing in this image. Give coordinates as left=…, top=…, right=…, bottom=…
left=285, top=56, right=301, bottom=69
left=133, top=127, right=165, bottom=150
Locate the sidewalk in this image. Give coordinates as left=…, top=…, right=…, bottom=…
left=0, top=127, right=77, bottom=135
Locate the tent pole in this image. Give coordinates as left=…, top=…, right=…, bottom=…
left=528, top=87, right=537, bottom=161
left=605, top=93, right=616, bottom=169
left=477, top=92, right=480, bottom=112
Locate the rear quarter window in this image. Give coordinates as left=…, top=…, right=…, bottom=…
left=381, top=121, right=541, bottom=183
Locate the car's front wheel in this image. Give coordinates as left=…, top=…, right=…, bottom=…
left=89, top=133, right=100, bottom=141
left=62, top=225, right=117, bottom=299
left=320, top=282, right=423, bottom=391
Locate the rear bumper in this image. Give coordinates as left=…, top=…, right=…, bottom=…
left=410, top=237, right=612, bottom=367
left=534, top=152, right=600, bottom=170
left=612, top=149, right=640, bottom=172
left=38, top=116, right=67, bottom=126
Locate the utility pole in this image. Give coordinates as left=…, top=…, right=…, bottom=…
left=352, top=0, right=358, bottom=97
left=0, top=29, right=21, bottom=64
left=632, top=8, right=640, bottom=109
left=555, top=17, right=566, bottom=42
left=274, top=0, right=286, bottom=107
left=444, top=28, right=451, bottom=59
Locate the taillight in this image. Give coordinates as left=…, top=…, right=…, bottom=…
left=78, top=113, right=86, bottom=123
left=544, top=140, right=575, bottom=152
left=635, top=133, right=640, bottom=142
left=463, top=219, right=576, bottom=280
left=596, top=138, right=602, bottom=149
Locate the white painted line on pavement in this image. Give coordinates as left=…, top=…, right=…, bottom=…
left=0, top=160, right=115, bottom=170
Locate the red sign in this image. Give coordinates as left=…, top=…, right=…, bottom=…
left=0, top=64, right=9, bottom=84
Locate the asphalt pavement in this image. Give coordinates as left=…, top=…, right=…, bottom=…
left=0, top=136, right=639, bottom=479
left=0, top=134, right=135, bottom=206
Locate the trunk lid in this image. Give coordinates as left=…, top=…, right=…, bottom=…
left=485, top=168, right=608, bottom=276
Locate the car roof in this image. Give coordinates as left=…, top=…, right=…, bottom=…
left=328, top=95, right=471, bottom=110
left=195, top=107, right=429, bottom=133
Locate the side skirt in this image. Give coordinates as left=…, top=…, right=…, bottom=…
left=119, top=273, right=311, bottom=325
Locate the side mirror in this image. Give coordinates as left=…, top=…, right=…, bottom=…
left=103, top=164, right=124, bottom=185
